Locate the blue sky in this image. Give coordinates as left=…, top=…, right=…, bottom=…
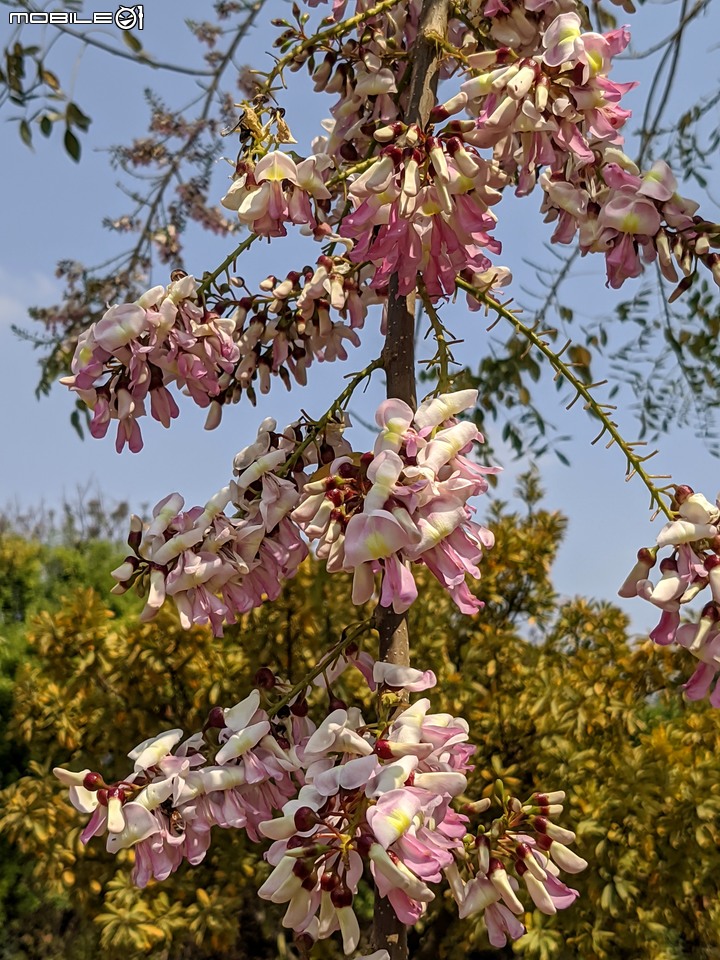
left=1, top=0, right=719, bottom=633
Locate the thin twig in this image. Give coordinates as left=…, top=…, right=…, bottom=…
left=457, top=278, right=674, bottom=520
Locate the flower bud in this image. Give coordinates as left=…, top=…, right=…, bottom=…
left=205, top=706, right=226, bottom=729
left=254, top=667, right=276, bottom=689
left=82, top=772, right=104, bottom=791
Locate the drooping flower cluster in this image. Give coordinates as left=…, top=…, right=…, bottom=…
left=619, top=485, right=720, bottom=705
left=339, top=123, right=504, bottom=298
left=61, top=0, right=720, bottom=457
left=446, top=788, right=587, bottom=947
left=456, top=15, right=634, bottom=194
left=46, top=1, right=720, bottom=957
left=109, top=413, right=351, bottom=634
left=55, top=652, right=585, bottom=953
left=225, top=255, right=376, bottom=399
left=221, top=151, right=333, bottom=239
left=54, top=688, right=299, bottom=887
left=299, top=2, right=719, bottom=296
left=61, top=274, right=239, bottom=452
left=294, top=388, right=498, bottom=614
left=61, top=265, right=381, bottom=445
left=111, top=389, right=496, bottom=633
left=540, top=152, right=718, bottom=291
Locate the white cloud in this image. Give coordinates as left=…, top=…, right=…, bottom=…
left=0, top=265, right=61, bottom=329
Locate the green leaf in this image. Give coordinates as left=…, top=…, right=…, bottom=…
left=63, top=128, right=81, bottom=162
left=67, top=101, right=91, bottom=131
left=39, top=115, right=52, bottom=137
left=70, top=409, right=84, bottom=440
left=19, top=118, right=32, bottom=148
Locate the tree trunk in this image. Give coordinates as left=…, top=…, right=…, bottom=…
left=372, top=0, right=449, bottom=956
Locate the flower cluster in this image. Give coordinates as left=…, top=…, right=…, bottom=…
left=61, top=274, right=238, bottom=452
left=457, top=15, right=632, bottom=182
left=61, top=263, right=380, bottom=443
left=339, top=123, right=504, bottom=298
left=308, top=0, right=424, bottom=162
left=221, top=151, right=333, bottom=239
left=307, top=2, right=719, bottom=297
left=477, top=0, right=593, bottom=54
left=54, top=688, right=299, bottom=887
left=111, top=389, right=495, bottom=632
left=540, top=153, right=719, bottom=290
left=226, top=255, right=374, bottom=401
left=294, top=388, right=498, bottom=614
left=446, top=788, right=587, bottom=946
left=619, top=485, right=720, bottom=705
left=55, top=653, right=584, bottom=953
left=258, top=678, right=472, bottom=950
left=109, top=414, right=351, bottom=634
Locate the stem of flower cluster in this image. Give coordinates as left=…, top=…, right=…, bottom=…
left=373, top=0, right=449, bottom=956
left=457, top=279, right=674, bottom=520
left=281, top=356, right=385, bottom=475
left=266, top=619, right=373, bottom=719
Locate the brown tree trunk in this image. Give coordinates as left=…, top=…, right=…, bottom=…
left=372, top=0, right=449, bottom=957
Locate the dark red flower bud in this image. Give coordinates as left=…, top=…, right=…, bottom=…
left=293, top=806, right=319, bottom=832
left=675, top=484, right=694, bottom=504
left=330, top=883, right=353, bottom=908
left=338, top=462, right=358, bottom=479
left=339, top=142, right=359, bottom=162
left=320, top=870, right=339, bottom=891
left=291, top=697, right=309, bottom=718
left=356, top=833, right=373, bottom=857
left=83, top=772, right=104, bottom=792
left=206, top=706, right=226, bottom=729
left=302, top=871, right=318, bottom=891
left=254, top=667, right=276, bottom=689
left=316, top=443, right=333, bottom=466
left=292, top=858, right=313, bottom=880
